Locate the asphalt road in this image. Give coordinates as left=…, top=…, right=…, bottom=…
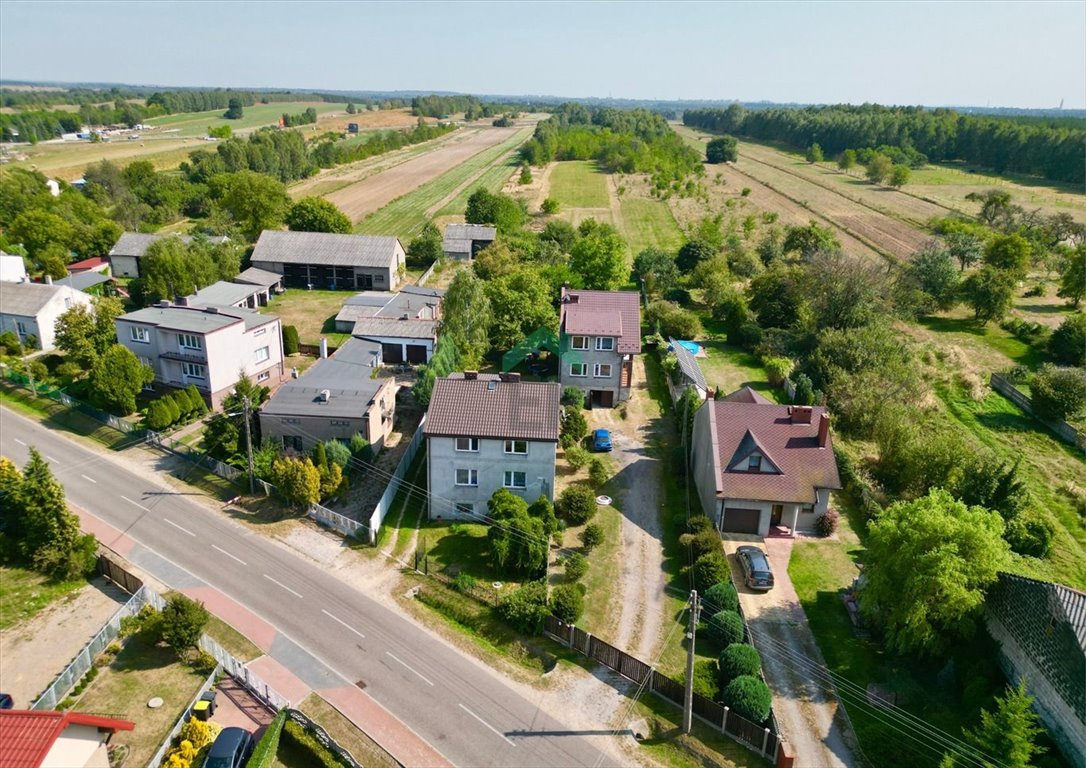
left=1, top=409, right=617, bottom=768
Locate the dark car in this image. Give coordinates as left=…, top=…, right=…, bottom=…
left=205, top=727, right=252, bottom=768
left=736, top=545, right=775, bottom=591
left=0, top=693, right=13, bottom=709
left=592, top=429, right=613, bottom=452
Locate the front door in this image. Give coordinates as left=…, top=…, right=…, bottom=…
left=771, top=504, right=783, bottom=526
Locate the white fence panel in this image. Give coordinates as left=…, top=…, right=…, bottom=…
left=367, top=415, right=426, bottom=544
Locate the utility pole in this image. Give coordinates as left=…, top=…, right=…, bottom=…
left=683, top=589, right=700, bottom=734
left=241, top=396, right=255, bottom=494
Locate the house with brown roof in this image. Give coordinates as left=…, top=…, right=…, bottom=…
left=0, top=709, right=134, bottom=768
left=691, top=391, right=841, bottom=536
left=423, top=372, right=561, bottom=520
left=558, top=286, right=641, bottom=407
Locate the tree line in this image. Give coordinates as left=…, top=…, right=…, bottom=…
left=683, top=103, right=1086, bottom=184
left=309, top=119, right=455, bottom=168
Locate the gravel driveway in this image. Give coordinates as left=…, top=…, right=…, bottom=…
left=723, top=536, right=859, bottom=768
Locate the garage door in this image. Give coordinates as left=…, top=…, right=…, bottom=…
left=721, top=507, right=761, bottom=534
left=382, top=343, right=403, bottom=364
left=406, top=344, right=428, bottom=364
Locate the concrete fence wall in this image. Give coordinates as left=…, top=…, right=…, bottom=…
left=989, top=373, right=1085, bottom=450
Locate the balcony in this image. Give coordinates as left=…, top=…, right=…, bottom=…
left=159, top=349, right=207, bottom=364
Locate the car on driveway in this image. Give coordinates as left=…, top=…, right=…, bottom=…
left=205, top=727, right=252, bottom=768
left=736, top=545, right=775, bottom=590
left=592, top=429, right=613, bottom=452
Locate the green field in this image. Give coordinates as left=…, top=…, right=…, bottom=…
left=620, top=196, right=683, bottom=255
left=147, top=101, right=347, bottom=138
left=356, top=126, right=533, bottom=240
left=0, top=565, right=86, bottom=631
left=434, top=153, right=519, bottom=218
left=548, top=161, right=611, bottom=208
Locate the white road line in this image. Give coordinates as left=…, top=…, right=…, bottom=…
left=46, top=455, right=58, bottom=463
left=164, top=518, right=196, bottom=537
left=263, top=574, right=302, bottom=599
left=211, top=544, right=247, bottom=566
left=80, top=474, right=97, bottom=484
left=14, top=438, right=26, bottom=445
left=458, top=703, right=515, bottom=747
left=386, top=651, right=434, bottom=686
left=321, top=609, right=365, bottom=639
left=121, top=495, right=150, bottom=512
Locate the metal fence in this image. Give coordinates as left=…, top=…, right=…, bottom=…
left=3, top=369, right=142, bottom=436
left=199, top=634, right=291, bottom=711
left=990, top=373, right=1085, bottom=450
left=307, top=501, right=367, bottom=538
left=543, top=615, right=781, bottom=760
left=365, top=415, right=426, bottom=544
left=285, top=708, right=363, bottom=768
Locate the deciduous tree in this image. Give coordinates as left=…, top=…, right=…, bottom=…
left=888, top=164, right=911, bottom=188
left=486, top=489, right=548, bottom=578
left=214, top=171, right=290, bottom=241
left=837, top=149, right=857, bottom=173
left=706, top=136, right=738, bottom=164
left=1030, top=364, right=1086, bottom=422
left=961, top=267, right=1016, bottom=323
left=805, top=143, right=823, bottom=163
left=983, top=234, right=1031, bottom=278
left=159, top=594, right=209, bottom=655
left=633, top=247, right=679, bottom=298
left=569, top=224, right=627, bottom=290
left=89, top=346, right=154, bottom=415
left=1056, top=243, right=1085, bottom=306
left=286, top=197, right=351, bottom=234
left=865, top=154, right=893, bottom=184
left=440, top=270, right=492, bottom=367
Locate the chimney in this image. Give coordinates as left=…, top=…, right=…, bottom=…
left=791, top=405, right=813, bottom=424
left=499, top=372, right=521, bottom=383
left=319, top=389, right=331, bottom=402
left=818, top=413, right=830, bottom=448
left=319, top=338, right=328, bottom=359
left=463, top=370, right=478, bottom=380
left=44, top=275, right=53, bottom=285
left=175, top=296, right=189, bottom=307
left=156, top=299, right=171, bottom=308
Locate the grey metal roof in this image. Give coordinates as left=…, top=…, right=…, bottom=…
left=262, top=339, right=388, bottom=418
left=187, top=281, right=262, bottom=308
left=337, top=288, right=443, bottom=326
left=352, top=317, right=436, bottom=340
left=443, top=223, right=496, bottom=246
left=119, top=304, right=244, bottom=333
left=443, top=238, right=474, bottom=253
left=109, top=232, right=228, bottom=258
left=424, top=374, right=560, bottom=442
left=233, top=267, right=283, bottom=288
left=0, top=282, right=84, bottom=317
left=669, top=337, right=707, bottom=390
left=251, top=230, right=402, bottom=268
left=64, top=271, right=112, bottom=293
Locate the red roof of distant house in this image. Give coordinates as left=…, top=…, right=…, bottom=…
left=559, top=287, right=641, bottom=354
left=721, top=386, right=772, bottom=405
left=66, top=257, right=109, bottom=273
left=0, top=710, right=135, bottom=768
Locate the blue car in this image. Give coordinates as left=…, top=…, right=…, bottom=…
left=592, top=429, right=613, bottom=452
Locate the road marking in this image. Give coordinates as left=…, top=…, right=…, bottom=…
left=14, top=438, right=27, bottom=445
left=458, top=703, right=515, bottom=747
left=321, top=609, right=366, bottom=639
left=46, top=455, right=59, bottom=463
left=121, top=495, right=150, bottom=512
left=263, top=574, right=302, bottom=599
left=164, top=518, right=195, bottom=537
left=386, top=651, right=434, bottom=686
left=211, top=544, right=247, bottom=566
left=80, top=474, right=97, bottom=484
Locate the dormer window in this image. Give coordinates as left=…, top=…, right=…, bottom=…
left=748, top=454, right=762, bottom=471
left=596, top=337, right=614, bottom=351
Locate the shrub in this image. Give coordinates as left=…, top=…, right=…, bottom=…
left=703, top=581, right=739, bottom=613
left=559, top=405, right=588, bottom=448
left=558, top=484, right=597, bottom=524
left=281, top=720, right=343, bottom=768
left=1049, top=313, right=1085, bottom=366
left=564, top=552, right=588, bottom=582
left=723, top=675, right=772, bottom=722
left=564, top=445, right=590, bottom=470
left=451, top=573, right=477, bottom=594
left=184, top=385, right=207, bottom=416
left=282, top=325, right=299, bottom=356
left=680, top=528, right=723, bottom=562
left=580, top=523, right=603, bottom=551
left=145, top=399, right=173, bottom=431
left=561, top=386, right=585, bottom=408
left=179, top=717, right=215, bottom=751
left=1030, top=364, right=1086, bottom=421
left=719, top=644, right=762, bottom=685
left=541, top=197, right=560, bottom=214
left=686, top=658, right=721, bottom=701
left=686, top=515, right=714, bottom=534
left=349, top=433, right=372, bottom=460
left=645, top=300, right=703, bottom=339
left=691, top=551, right=731, bottom=592
left=550, top=583, right=585, bottom=623
left=706, top=609, right=745, bottom=648
left=159, top=594, right=209, bottom=655
left=324, top=439, right=351, bottom=470
left=0, top=330, right=23, bottom=355
left=588, top=458, right=609, bottom=488
left=763, top=356, right=794, bottom=386
left=246, top=710, right=286, bottom=768
left=1004, top=511, right=1054, bottom=558
left=816, top=509, right=839, bottom=537
left=497, top=581, right=549, bottom=633
left=189, top=650, right=217, bottom=676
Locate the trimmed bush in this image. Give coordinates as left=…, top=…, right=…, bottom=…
left=580, top=523, right=603, bottom=552
left=703, top=581, right=739, bottom=613
left=246, top=710, right=286, bottom=768
left=550, top=583, right=585, bottom=623
left=281, top=720, right=343, bottom=768
left=564, top=552, right=589, bottom=582
left=324, top=439, right=351, bottom=470
left=706, top=609, right=745, bottom=648
left=497, top=581, right=549, bottom=633
left=723, top=675, right=772, bottom=722
left=282, top=325, right=300, bottom=356
left=816, top=509, right=840, bottom=537
left=588, top=458, right=609, bottom=488
left=561, top=386, right=585, bottom=408
left=558, top=484, right=597, bottom=525
left=719, top=643, right=762, bottom=685
left=680, top=528, right=723, bottom=562
left=691, top=551, right=731, bottom=592
left=686, top=515, right=714, bottom=534
left=564, top=445, right=590, bottom=470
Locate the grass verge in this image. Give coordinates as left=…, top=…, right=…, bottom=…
left=297, top=693, right=399, bottom=768
left=204, top=614, right=262, bottom=662
left=619, top=196, right=684, bottom=255
left=0, top=384, right=138, bottom=450
left=0, top=564, right=86, bottom=631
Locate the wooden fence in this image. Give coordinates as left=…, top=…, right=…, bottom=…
left=543, top=616, right=781, bottom=760
left=990, top=373, right=1085, bottom=450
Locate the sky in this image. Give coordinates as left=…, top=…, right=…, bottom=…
left=1, top=1, right=1084, bottom=109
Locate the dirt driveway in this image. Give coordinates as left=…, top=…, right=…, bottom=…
left=722, top=535, right=858, bottom=768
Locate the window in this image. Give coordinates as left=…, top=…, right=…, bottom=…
left=596, top=337, right=614, bottom=351
left=571, top=335, right=589, bottom=350
left=254, top=346, right=270, bottom=363
left=181, top=362, right=205, bottom=379
left=569, top=362, right=587, bottom=377
left=257, top=371, right=270, bottom=382
left=748, top=454, right=762, bottom=471
left=331, top=419, right=350, bottom=426
left=129, top=326, right=149, bottom=343
left=455, top=503, right=474, bottom=516
left=16, top=321, right=27, bottom=335
left=139, top=356, right=153, bottom=367
left=504, top=440, right=527, bottom=455
left=503, top=471, right=527, bottom=489
left=374, top=274, right=385, bottom=283
left=801, top=503, right=814, bottom=514
left=253, top=327, right=266, bottom=337
left=455, top=437, right=479, bottom=452
left=179, top=333, right=202, bottom=350
left=455, top=469, right=478, bottom=487
left=594, top=363, right=612, bottom=378
left=283, top=435, right=303, bottom=451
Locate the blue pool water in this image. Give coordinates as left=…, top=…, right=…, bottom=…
left=676, top=340, right=701, bottom=356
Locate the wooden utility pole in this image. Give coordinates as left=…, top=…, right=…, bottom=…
left=683, top=590, right=700, bottom=734
left=242, top=396, right=255, bottom=494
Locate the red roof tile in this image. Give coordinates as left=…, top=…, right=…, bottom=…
left=66, top=257, right=109, bottom=273
left=560, top=288, right=641, bottom=354
left=0, top=710, right=134, bottom=768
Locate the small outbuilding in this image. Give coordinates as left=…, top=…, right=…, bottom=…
left=442, top=223, right=496, bottom=261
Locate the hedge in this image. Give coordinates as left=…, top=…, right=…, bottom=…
left=706, top=609, right=744, bottom=648
left=280, top=719, right=346, bottom=768
left=703, top=581, right=739, bottom=613
left=723, top=674, right=772, bottom=722
left=718, top=643, right=762, bottom=685
left=246, top=710, right=286, bottom=768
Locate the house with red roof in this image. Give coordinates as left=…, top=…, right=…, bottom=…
left=690, top=387, right=842, bottom=536
left=0, top=709, right=134, bottom=768
left=558, top=286, right=641, bottom=407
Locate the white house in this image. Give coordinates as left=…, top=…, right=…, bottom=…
left=0, top=251, right=28, bottom=283
left=0, top=280, right=93, bottom=350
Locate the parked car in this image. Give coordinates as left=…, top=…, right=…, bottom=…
left=592, top=429, right=613, bottom=452
left=0, top=693, right=13, bottom=709
left=205, top=727, right=252, bottom=768
left=736, top=545, right=775, bottom=591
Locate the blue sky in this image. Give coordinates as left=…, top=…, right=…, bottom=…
left=2, top=1, right=1083, bottom=108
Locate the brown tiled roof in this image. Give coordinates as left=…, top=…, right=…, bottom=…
left=708, top=396, right=841, bottom=504
left=721, top=386, right=773, bottom=404
left=560, top=288, right=641, bottom=354
left=424, top=375, right=560, bottom=442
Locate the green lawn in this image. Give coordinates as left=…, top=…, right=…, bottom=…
left=573, top=494, right=624, bottom=635
left=148, top=101, right=347, bottom=138
left=620, top=197, right=683, bottom=255
left=357, top=126, right=533, bottom=240
left=694, top=340, right=781, bottom=402
left=0, top=565, right=86, bottom=631
left=0, top=384, right=138, bottom=450
left=261, top=288, right=352, bottom=347
left=548, top=161, right=611, bottom=208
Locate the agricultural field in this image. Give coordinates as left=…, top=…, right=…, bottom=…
left=548, top=160, right=611, bottom=207
left=146, top=100, right=348, bottom=138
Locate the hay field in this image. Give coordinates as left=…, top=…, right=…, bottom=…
left=548, top=160, right=611, bottom=207
left=3, top=136, right=202, bottom=180
left=146, top=100, right=347, bottom=138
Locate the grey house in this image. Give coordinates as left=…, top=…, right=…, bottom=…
left=0, top=281, right=93, bottom=350
left=259, top=337, right=396, bottom=453
left=250, top=230, right=406, bottom=291
left=424, top=373, right=560, bottom=520
left=558, top=286, right=641, bottom=407
left=107, top=232, right=229, bottom=278
left=442, top=223, right=496, bottom=260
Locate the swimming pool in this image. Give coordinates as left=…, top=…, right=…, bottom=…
left=675, top=340, right=701, bottom=356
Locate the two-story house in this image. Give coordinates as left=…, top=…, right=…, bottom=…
left=0, top=280, right=92, bottom=351
left=558, top=286, right=641, bottom=407
left=424, top=372, right=560, bottom=520
left=115, top=301, right=284, bottom=408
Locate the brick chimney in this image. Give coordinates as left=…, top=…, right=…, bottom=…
left=791, top=405, right=813, bottom=424
left=818, top=413, right=830, bottom=448
left=463, top=370, right=478, bottom=380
